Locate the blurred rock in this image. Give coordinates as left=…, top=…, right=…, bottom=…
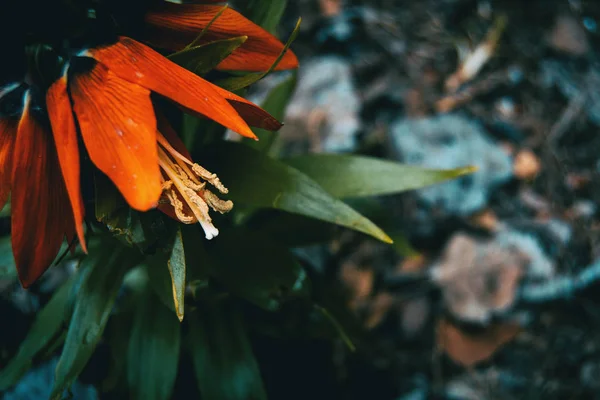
left=547, top=15, right=590, bottom=56
left=580, top=361, right=600, bottom=391
left=431, top=224, right=558, bottom=323
left=445, top=369, right=515, bottom=400
left=431, top=233, right=524, bottom=323
left=389, top=114, right=513, bottom=215
left=285, top=56, right=361, bottom=153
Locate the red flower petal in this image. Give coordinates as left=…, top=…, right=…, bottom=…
left=47, top=76, right=87, bottom=252
left=70, top=61, right=162, bottom=211
left=87, top=37, right=257, bottom=139
left=0, top=118, right=17, bottom=210
left=212, top=85, right=283, bottom=131
left=145, top=4, right=299, bottom=71
left=11, top=92, right=73, bottom=287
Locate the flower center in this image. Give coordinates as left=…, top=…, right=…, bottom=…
left=156, top=131, right=233, bottom=239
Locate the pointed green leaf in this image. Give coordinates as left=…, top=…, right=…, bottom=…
left=102, top=307, right=134, bottom=393
left=240, top=0, right=287, bottom=33
left=167, top=227, right=186, bottom=322
left=146, top=224, right=208, bottom=318
left=0, top=277, right=74, bottom=390
left=244, top=71, right=297, bottom=153
left=0, top=200, right=9, bottom=217
left=145, top=257, right=176, bottom=315
left=50, top=245, right=136, bottom=399
left=168, top=36, right=248, bottom=76
left=216, top=18, right=301, bottom=91
left=189, top=299, right=266, bottom=400
left=285, top=154, right=477, bottom=198
left=205, top=228, right=310, bottom=310
left=201, top=141, right=392, bottom=243
left=0, top=235, right=15, bottom=279
left=127, top=290, right=181, bottom=400
left=186, top=5, right=229, bottom=48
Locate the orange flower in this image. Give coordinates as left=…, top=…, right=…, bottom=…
left=0, top=2, right=298, bottom=287
left=145, top=1, right=299, bottom=71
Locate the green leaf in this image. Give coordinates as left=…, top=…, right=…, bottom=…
left=244, top=71, right=297, bottom=153
left=146, top=224, right=208, bottom=318
left=0, top=277, right=74, bottom=390
left=216, top=18, right=301, bottom=91
left=0, top=200, right=9, bottom=217
left=246, top=210, right=337, bottom=247
left=145, top=257, right=176, bottom=315
left=102, top=307, right=134, bottom=393
left=95, top=173, right=168, bottom=252
left=182, top=113, right=228, bottom=156
left=167, top=227, right=186, bottom=322
left=50, top=244, right=137, bottom=399
left=313, top=305, right=355, bottom=351
left=94, top=172, right=126, bottom=223
left=168, top=36, right=248, bottom=76
left=0, top=235, right=15, bottom=279
left=285, top=154, right=477, bottom=198
left=342, top=198, right=419, bottom=257
left=127, top=289, right=181, bottom=400
left=189, top=298, right=266, bottom=400
left=201, top=141, right=392, bottom=243
left=240, top=0, right=287, bottom=34
left=204, top=228, right=310, bottom=311
left=185, top=5, right=229, bottom=48
left=181, top=224, right=211, bottom=283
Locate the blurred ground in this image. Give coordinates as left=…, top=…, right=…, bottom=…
left=263, top=0, right=600, bottom=398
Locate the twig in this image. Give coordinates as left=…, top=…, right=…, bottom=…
left=546, top=90, right=588, bottom=145
left=520, top=258, right=600, bottom=303
left=436, top=67, right=509, bottom=113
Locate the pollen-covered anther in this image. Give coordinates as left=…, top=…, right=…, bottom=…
left=157, top=134, right=232, bottom=239
left=166, top=188, right=194, bottom=224
left=203, top=190, right=234, bottom=214
left=192, top=164, right=229, bottom=194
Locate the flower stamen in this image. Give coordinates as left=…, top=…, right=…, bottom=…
left=157, top=134, right=233, bottom=240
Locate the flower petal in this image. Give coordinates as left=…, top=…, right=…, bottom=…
left=70, top=61, right=162, bottom=211
left=47, top=76, right=87, bottom=252
left=0, top=118, right=17, bottom=210
left=86, top=37, right=257, bottom=139
left=11, top=92, right=72, bottom=287
left=145, top=4, right=299, bottom=71
left=212, top=85, right=282, bottom=131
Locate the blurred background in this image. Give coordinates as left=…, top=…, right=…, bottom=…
left=3, top=0, right=600, bottom=399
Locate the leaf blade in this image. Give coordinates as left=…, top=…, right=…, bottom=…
left=201, top=141, right=392, bottom=243
left=50, top=244, right=136, bottom=399
left=189, top=299, right=267, bottom=400
left=167, top=227, right=186, bottom=321
left=127, top=289, right=181, bottom=400
left=285, top=154, right=477, bottom=198
left=0, top=277, right=74, bottom=390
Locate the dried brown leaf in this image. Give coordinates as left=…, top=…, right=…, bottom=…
left=437, top=319, right=521, bottom=367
